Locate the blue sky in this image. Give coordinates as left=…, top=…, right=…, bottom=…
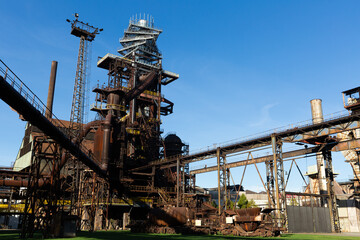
left=1, top=1, right=360, bottom=191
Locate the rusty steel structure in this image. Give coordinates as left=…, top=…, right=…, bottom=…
left=20, top=136, right=63, bottom=238
left=0, top=15, right=187, bottom=237
left=130, top=100, right=360, bottom=232
left=0, top=14, right=360, bottom=238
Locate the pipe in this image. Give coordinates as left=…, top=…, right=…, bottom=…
left=124, top=71, right=157, bottom=102
left=58, top=120, right=101, bottom=171
left=0, top=179, right=44, bottom=187
left=45, top=61, right=58, bottom=119
left=310, top=99, right=327, bottom=195
left=216, top=147, right=221, bottom=215
left=78, top=120, right=101, bottom=142
left=101, top=112, right=112, bottom=171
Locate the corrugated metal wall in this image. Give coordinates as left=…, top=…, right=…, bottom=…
left=287, top=205, right=331, bottom=233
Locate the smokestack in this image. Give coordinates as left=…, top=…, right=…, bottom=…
left=310, top=99, right=324, bottom=124
left=310, top=99, right=327, bottom=195
left=46, top=61, right=58, bottom=119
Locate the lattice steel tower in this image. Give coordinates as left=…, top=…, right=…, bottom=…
left=67, top=13, right=102, bottom=136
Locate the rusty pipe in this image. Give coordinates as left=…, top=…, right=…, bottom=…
left=101, top=112, right=112, bottom=171
left=57, top=120, right=102, bottom=171
left=124, top=71, right=157, bottom=102
left=0, top=179, right=44, bottom=187
left=45, top=61, right=58, bottom=119
left=78, top=120, right=101, bottom=142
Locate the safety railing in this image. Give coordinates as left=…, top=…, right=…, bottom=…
left=143, top=89, right=161, bottom=97
left=153, top=109, right=351, bottom=166
left=187, top=109, right=350, bottom=157
left=129, top=185, right=175, bottom=194
left=0, top=59, right=97, bottom=162
left=72, top=21, right=97, bottom=35
left=91, top=102, right=126, bottom=112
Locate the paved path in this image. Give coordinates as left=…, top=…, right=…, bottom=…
left=297, top=232, right=360, bottom=237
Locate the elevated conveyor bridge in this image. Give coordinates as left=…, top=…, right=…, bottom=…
left=131, top=110, right=360, bottom=172
left=0, top=59, right=107, bottom=180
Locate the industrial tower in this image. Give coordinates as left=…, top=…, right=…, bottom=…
left=66, top=14, right=102, bottom=219
left=67, top=13, right=102, bottom=136
left=94, top=14, right=180, bottom=188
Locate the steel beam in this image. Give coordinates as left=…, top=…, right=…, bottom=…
left=323, top=150, right=340, bottom=233
left=0, top=76, right=107, bottom=180
left=176, top=158, right=180, bottom=207
left=216, top=147, right=221, bottom=215
left=190, top=138, right=360, bottom=175
left=131, top=112, right=360, bottom=172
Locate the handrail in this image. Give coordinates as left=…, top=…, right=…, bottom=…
left=0, top=59, right=98, bottom=163
left=149, top=110, right=352, bottom=167
left=188, top=110, right=350, bottom=156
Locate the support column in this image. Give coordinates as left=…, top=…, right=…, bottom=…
left=128, top=52, right=137, bottom=156
left=221, top=154, right=229, bottom=210
left=266, top=160, right=275, bottom=207
left=151, top=166, right=155, bottom=189
left=216, top=148, right=229, bottom=212
left=216, top=147, right=221, bottom=215
left=323, top=150, right=340, bottom=233
left=123, top=212, right=130, bottom=230
left=176, top=158, right=180, bottom=207
left=271, top=134, right=286, bottom=228
left=182, top=164, right=186, bottom=205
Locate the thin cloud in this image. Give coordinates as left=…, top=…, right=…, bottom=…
left=249, top=103, right=278, bottom=127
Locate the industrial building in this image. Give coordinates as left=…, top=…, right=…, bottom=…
left=0, top=13, right=359, bottom=238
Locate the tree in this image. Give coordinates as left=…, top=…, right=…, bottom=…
left=289, top=197, right=298, bottom=206
left=247, top=199, right=257, bottom=208
left=225, top=199, right=235, bottom=209
left=210, top=200, right=218, bottom=208
left=237, top=194, right=257, bottom=209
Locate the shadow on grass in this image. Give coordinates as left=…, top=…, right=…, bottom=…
left=2, top=230, right=360, bottom=240
left=0, top=230, right=300, bottom=240
left=0, top=230, right=45, bottom=240
left=75, top=232, right=360, bottom=240
left=0, top=230, right=284, bottom=240
left=76, top=231, right=275, bottom=240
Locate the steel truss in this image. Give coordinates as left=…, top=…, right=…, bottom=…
left=21, top=136, right=63, bottom=238
left=78, top=170, right=110, bottom=231
left=68, top=14, right=101, bottom=136
left=271, top=134, right=286, bottom=228
left=216, top=148, right=230, bottom=214
left=266, top=160, right=275, bottom=208
left=65, top=157, right=86, bottom=217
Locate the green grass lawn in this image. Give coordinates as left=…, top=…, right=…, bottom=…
left=0, top=230, right=359, bottom=240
